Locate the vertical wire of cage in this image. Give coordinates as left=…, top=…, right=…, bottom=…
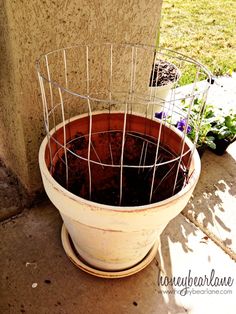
left=36, top=43, right=212, bottom=207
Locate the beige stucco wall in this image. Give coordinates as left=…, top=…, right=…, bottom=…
left=0, top=0, right=163, bottom=196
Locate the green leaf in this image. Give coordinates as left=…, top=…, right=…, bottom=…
left=208, top=141, right=216, bottom=149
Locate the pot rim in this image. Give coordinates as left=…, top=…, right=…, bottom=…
left=39, top=111, right=201, bottom=212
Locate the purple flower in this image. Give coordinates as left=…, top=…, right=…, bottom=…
left=177, top=119, right=192, bottom=134
left=155, top=111, right=167, bottom=119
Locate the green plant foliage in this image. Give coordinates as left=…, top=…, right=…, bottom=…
left=211, top=109, right=236, bottom=141
left=155, top=99, right=235, bottom=150
left=179, top=98, right=215, bottom=149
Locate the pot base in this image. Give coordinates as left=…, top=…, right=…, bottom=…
left=61, top=224, right=159, bottom=278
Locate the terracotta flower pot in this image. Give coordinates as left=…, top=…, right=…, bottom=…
left=39, top=112, right=200, bottom=276
left=36, top=43, right=212, bottom=277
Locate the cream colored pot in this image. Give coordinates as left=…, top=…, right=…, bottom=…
left=39, top=112, right=200, bottom=274
left=148, top=62, right=181, bottom=115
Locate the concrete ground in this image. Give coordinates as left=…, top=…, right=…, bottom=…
left=1, top=76, right=236, bottom=314
left=0, top=143, right=235, bottom=314
left=0, top=164, right=22, bottom=222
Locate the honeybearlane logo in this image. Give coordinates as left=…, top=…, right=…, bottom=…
left=157, top=269, right=234, bottom=296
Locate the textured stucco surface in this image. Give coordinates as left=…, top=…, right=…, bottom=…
left=0, top=0, right=163, bottom=195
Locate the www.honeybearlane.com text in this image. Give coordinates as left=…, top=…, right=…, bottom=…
left=157, top=269, right=234, bottom=296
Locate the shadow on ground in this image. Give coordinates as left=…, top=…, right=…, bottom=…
left=183, top=148, right=236, bottom=251
left=0, top=202, right=188, bottom=314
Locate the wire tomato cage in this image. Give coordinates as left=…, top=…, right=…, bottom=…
left=36, top=43, right=212, bottom=207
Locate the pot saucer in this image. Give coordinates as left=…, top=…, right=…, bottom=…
left=61, top=224, right=159, bottom=279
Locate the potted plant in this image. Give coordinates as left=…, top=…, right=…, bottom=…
left=37, top=43, right=211, bottom=278
left=149, top=59, right=181, bottom=95
left=172, top=100, right=236, bottom=157
left=178, top=117, right=216, bottom=158
left=183, top=100, right=217, bottom=157
left=148, top=32, right=181, bottom=114
left=210, top=109, right=236, bottom=155
left=149, top=59, right=181, bottom=114
left=155, top=99, right=216, bottom=158
left=39, top=111, right=201, bottom=277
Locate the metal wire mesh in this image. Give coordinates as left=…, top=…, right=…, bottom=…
left=36, top=43, right=212, bottom=206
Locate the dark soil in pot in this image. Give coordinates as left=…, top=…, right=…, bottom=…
left=52, top=131, right=186, bottom=206
left=149, top=60, right=180, bottom=87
